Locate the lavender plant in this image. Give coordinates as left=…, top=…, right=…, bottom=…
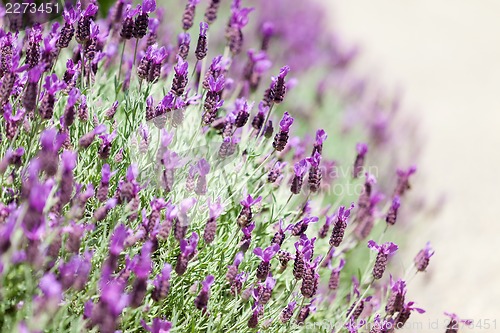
left=0, top=0, right=467, bottom=332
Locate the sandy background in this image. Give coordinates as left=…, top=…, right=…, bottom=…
left=326, top=0, right=500, bottom=331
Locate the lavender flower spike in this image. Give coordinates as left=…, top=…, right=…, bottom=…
left=194, top=275, right=215, bottom=311
left=329, top=203, right=355, bottom=247
left=386, top=196, right=401, bottom=225
left=280, top=301, right=297, bottom=323
left=254, top=243, right=279, bottom=280
left=152, top=263, right=172, bottom=302
left=226, top=251, right=244, bottom=283
left=290, top=159, right=308, bottom=194
left=368, top=240, right=399, bottom=279
left=237, top=194, right=262, bottom=228
left=312, top=129, right=328, bottom=155
left=353, top=143, right=368, bottom=178
left=414, top=242, right=434, bottom=272
left=444, top=312, right=472, bottom=333
left=272, top=65, right=291, bottom=104
left=195, top=22, right=209, bottom=61
left=273, top=112, right=294, bottom=151
left=203, top=197, right=223, bottom=244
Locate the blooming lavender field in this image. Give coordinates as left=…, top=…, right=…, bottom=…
left=0, top=0, right=471, bottom=332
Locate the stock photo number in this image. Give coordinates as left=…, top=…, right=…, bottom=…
left=1, top=0, right=71, bottom=30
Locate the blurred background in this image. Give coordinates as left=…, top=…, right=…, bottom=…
left=327, top=0, right=500, bottom=331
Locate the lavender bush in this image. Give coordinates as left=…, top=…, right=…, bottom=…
left=0, top=0, right=467, bottom=332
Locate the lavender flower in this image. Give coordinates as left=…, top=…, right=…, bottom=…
left=291, top=159, right=308, bottom=194
left=226, top=251, right=244, bottom=283
left=175, top=232, right=199, bottom=275
left=328, top=258, right=345, bottom=290
left=368, top=240, right=399, bottom=279
left=182, top=0, right=201, bottom=31
left=301, top=257, right=321, bottom=298
left=194, top=275, right=215, bottom=311
left=152, top=263, right=172, bottom=302
left=237, top=194, right=261, bottom=228
left=134, top=0, right=156, bottom=39
left=195, top=22, right=209, bottom=61
left=76, top=3, right=98, bottom=44
left=203, top=198, right=223, bottom=244
left=394, top=166, right=417, bottom=197
left=253, top=244, right=279, bottom=280
left=254, top=275, right=276, bottom=304
left=307, top=152, right=322, bottom=192
left=195, top=158, right=210, bottom=195
left=414, top=242, right=434, bottom=272
left=271, top=65, right=290, bottom=104
left=273, top=111, right=294, bottom=151
left=204, top=0, right=221, bottom=24
left=280, top=300, right=297, bottom=323
left=353, top=143, right=368, bottom=178
left=171, top=57, right=189, bottom=96
left=386, top=196, right=401, bottom=225
left=386, top=278, right=407, bottom=315
left=58, top=7, right=78, bottom=49
left=329, top=204, right=355, bottom=247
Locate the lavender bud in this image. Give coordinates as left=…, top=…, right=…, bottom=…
left=133, top=13, right=149, bottom=39
left=414, top=242, right=434, bottom=272
left=386, top=196, right=401, bottom=225
left=346, top=299, right=364, bottom=321
left=204, top=0, right=220, bottom=24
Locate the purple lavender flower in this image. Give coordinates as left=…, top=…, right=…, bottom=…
left=195, top=22, right=209, bottom=61
left=237, top=194, right=261, bottom=228
left=98, top=130, right=117, bottom=159
left=133, top=0, right=156, bottom=39
left=301, top=256, right=321, bottom=298
left=175, top=232, right=199, bottom=275
left=141, top=318, right=172, bottom=333
left=312, top=129, right=327, bottom=155
left=205, top=0, right=221, bottom=24
left=394, top=166, right=417, bottom=197
left=179, top=1, right=199, bottom=31
left=368, top=240, right=399, bottom=279
left=271, top=65, right=291, bottom=104
left=195, top=158, right=210, bottom=195
left=280, top=300, right=297, bottom=323
left=253, top=244, right=279, bottom=280
left=296, top=300, right=316, bottom=325
left=353, top=143, right=368, bottom=178
left=152, top=263, right=172, bottom=302
left=177, top=32, right=191, bottom=60
left=57, top=7, right=78, bottom=49
left=291, top=159, right=308, bottom=194
left=226, top=2, right=254, bottom=55
left=226, top=251, right=244, bottom=283
left=171, top=57, right=189, bottom=96
left=194, top=275, right=215, bottom=311
left=329, top=203, right=355, bottom=247
left=328, top=258, right=345, bottom=290
left=22, top=65, right=43, bottom=112
left=254, top=275, right=276, bottom=305
left=25, top=24, right=42, bottom=68
left=260, top=22, right=274, bottom=51
left=307, top=152, right=322, bottom=192
left=386, top=196, right=401, bottom=225
left=273, top=111, right=294, bottom=151
left=239, top=222, right=255, bottom=252
left=204, top=198, right=223, bottom=244
left=130, top=242, right=153, bottom=307
left=414, top=242, right=434, bottom=272
left=173, top=198, right=196, bottom=241
left=76, top=3, right=98, bottom=44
